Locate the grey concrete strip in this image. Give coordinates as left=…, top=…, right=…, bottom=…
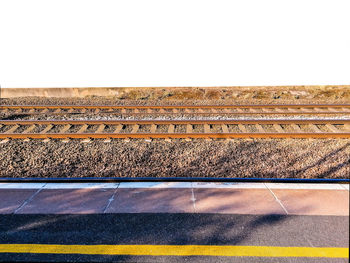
left=0, top=189, right=37, bottom=214
left=17, top=189, right=116, bottom=214
left=105, top=188, right=194, bottom=213
left=14, top=184, right=46, bottom=214
left=271, top=189, right=349, bottom=216
left=194, top=188, right=286, bottom=215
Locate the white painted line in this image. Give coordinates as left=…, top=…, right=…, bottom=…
left=192, top=182, right=267, bottom=189
left=0, top=183, right=47, bottom=189
left=43, top=183, right=119, bottom=189
left=340, top=184, right=349, bottom=191
left=0, top=182, right=347, bottom=190
left=118, top=182, right=192, bottom=188
left=265, top=183, right=345, bottom=190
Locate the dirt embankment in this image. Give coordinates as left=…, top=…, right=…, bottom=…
left=1, top=85, right=350, bottom=105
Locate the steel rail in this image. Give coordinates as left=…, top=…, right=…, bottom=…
left=1, top=132, right=349, bottom=139
left=1, top=119, right=350, bottom=125
left=2, top=104, right=349, bottom=116
left=2, top=104, right=350, bottom=109
left=1, top=119, right=349, bottom=139
left=3, top=111, right=350, bottom=116
left=0, top=177, right=348, bottom=184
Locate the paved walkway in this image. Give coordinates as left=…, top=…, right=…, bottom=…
left=0, top=182, right=348, bottom=262
left=0, top=182, right=348, bottom=215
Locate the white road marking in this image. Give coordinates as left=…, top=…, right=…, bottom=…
left=43, top=183, right=119, bottom=189
left=0, top=182, right=348, bottom=190
left=192, top=182, right=266, bottom=188
left=0, top=183, right=46, bottom=189
left=118, top=182, right=192, bottom=188
left=264, top=183, right=345, bottom=190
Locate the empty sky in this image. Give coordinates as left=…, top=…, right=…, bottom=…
left=0, top=0, right=349, bottom=87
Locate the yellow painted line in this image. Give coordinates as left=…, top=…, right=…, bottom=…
left=0, top=244, right=348, bottom=258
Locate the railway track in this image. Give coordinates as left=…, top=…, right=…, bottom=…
left=1, top=104, right=350, bottom=115
left=0, top=119, right=349, bottom=139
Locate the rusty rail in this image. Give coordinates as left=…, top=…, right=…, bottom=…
left=1, top=104, right=350, bottom=115
left=1, top=119, right=349, bottom=139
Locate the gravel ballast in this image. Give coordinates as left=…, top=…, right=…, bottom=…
left=1, top=87, right=349, bottom=180
left=0, top=139, right=349, bottom=179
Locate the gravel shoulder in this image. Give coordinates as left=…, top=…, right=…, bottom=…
left=0, top=139, right=349, bottom=179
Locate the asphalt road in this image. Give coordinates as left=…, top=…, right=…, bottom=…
left=0, top=213, right=348, bottom=262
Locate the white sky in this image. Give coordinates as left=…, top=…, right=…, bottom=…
left=0, top=0, right=349, bottom=88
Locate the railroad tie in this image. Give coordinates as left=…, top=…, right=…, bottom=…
left=95, top=124, right=105, bottom=133
left=4, top=124, right=19, bottom=134
left=132, top=125, right=139, bottom=133
left=186, top=124, right=193, bottom=133
left=221, top=124, right=229, bottom=133
left=204, top=124, right=211, bottom=133
left=77, top=124, right=89, bottom=133
left=238, top=124, right=247, bottom=133
left=165, top=124, right=175, bottom=142
left=310, top=124, right=322, bottom=133
left=291, top=124, right=302, bottom=133
left=114, top=124, right=123, bottom=133
left=185, top=124, right=193, bottom=141
left=150, top=124, right=157, bottom=133
left=325, top=124, right=339, bottom=133
left=168, top=124, right=175, bottom=133
left=22, top=125, right=36, bottom=134
left=203, top=124, right=211, bottom=141
left=59, top=124, right=71, bottom=133
left=273, top=124, right=284, bottom=133
left=40, top=124, right=53, bottom=134
left=256, top=124, right=265, bottom=133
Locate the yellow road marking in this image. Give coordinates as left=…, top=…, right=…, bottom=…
left=0, top=244, right=348, bottom=258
